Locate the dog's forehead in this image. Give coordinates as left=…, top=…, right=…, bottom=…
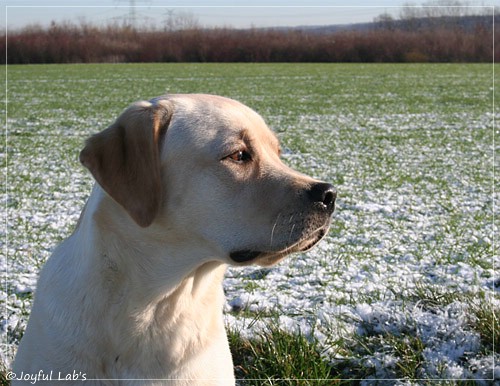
left=169, top=94, right=279, bottom=149
left=176, top=94, right=263, bottom=125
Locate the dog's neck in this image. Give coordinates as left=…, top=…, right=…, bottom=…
left=76, top=185, right=226, bottom=293
left=71, top=185, right=229, bottom=375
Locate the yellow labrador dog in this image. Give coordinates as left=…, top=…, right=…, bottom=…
left=13, top=94, right=336, bottom=385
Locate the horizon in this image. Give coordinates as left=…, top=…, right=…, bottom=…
left=2, top=1, right=497, bottom=31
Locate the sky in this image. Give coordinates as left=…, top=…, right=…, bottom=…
left=2, top=0, right=495, bottom=31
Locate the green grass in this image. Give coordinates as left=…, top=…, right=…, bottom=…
left=228, top=322, right=341, bottom=385
left=226, top=286, right=499, bottom=384
left=3, top=63, right=498, bottom=383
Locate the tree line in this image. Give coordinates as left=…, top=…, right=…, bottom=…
left=2, top=10, right=498, bottom=64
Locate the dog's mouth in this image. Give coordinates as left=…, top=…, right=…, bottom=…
left=230, top=250, right=263, bottom=263
left=229, top=226, right=329, bottom=266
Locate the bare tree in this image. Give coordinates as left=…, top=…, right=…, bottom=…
left=395, top=0, right=491, bottom=30
left=374, top=12, right=396, bottom=30
left=400, top=2, right=421, bottom=21
left=163, top=10, right=200, bottom=31
left=421, top=0, right=471, bottom=18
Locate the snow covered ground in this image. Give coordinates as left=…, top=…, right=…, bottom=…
left=2, top=63, right=498, bottom=383
left=224, top=109, right=499, bottom=383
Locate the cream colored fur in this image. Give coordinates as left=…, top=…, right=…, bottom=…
left=13, top=94, right=335, bottom=385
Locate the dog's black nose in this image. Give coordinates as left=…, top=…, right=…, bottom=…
left=308, top=182, right=336, bottom=211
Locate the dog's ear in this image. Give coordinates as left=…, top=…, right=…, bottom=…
left=80, top=99, right=173, bottom=227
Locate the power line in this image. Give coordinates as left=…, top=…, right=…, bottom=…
left=113, top=0, right=152, bottom=28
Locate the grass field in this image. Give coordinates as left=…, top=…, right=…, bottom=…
left=2, top=63, right=499, bottom=384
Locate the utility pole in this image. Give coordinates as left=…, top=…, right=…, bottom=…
left=114, top=0, right=139, bottom=28
left=164, top=9, right=175, bottom=30
left=128, top=0, right=137, bottom=28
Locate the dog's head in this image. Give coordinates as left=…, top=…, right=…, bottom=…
left=80, top=94, right=335, bottom=267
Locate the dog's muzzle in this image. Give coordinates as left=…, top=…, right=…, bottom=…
left=230, top=182, right=336, bottom=264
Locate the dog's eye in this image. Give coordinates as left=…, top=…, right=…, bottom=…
left=226, top=150, right=252, bottom=163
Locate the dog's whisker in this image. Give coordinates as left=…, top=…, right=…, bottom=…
left=288, top=223, right=296, bottom=244
left=270, top=213, right=281, bottom=247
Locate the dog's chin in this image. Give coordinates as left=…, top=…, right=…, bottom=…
left=229, top=226, right=329, bottom=267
